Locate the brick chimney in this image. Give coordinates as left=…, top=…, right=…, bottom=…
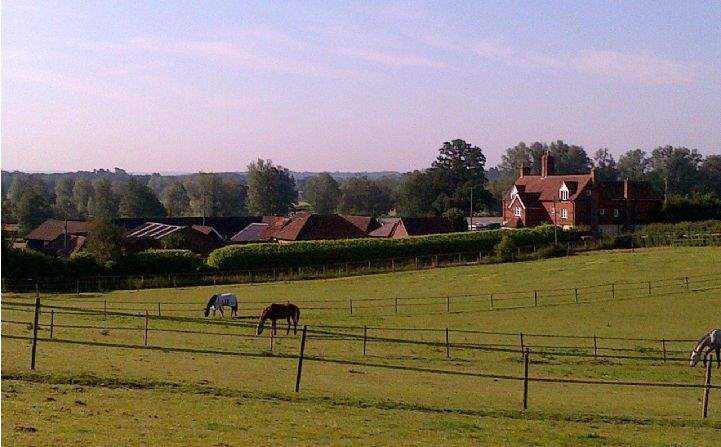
left=519, top=164, right=531, bottom=178
left=541, top=151, right=554, bottom=178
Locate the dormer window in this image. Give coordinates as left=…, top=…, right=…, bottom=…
left=514, top=207, right=521, bottom=217
left=559, top=183, right=569, bottom=201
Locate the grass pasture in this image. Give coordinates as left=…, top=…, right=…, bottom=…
left=3, top=247, right=721, bottom=446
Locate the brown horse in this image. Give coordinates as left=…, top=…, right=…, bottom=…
left=256, top=303, right=300, bottom=336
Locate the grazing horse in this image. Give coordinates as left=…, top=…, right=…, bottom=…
left=690, top=329, right=721, bottom=368
left=256, top=303, right=300, bottom=336
left=204, top=293, right=238, bottom=318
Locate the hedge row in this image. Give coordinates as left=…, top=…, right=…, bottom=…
left=206, top=225, right=568, bottom=270
left=635, top=220, right=721, bottom=245
left=1, top=248, right=200, bottom=280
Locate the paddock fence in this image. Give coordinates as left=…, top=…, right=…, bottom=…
left=4, top=271, right=721, bottom=319
left=3, top=298, right=720, bottom=419
left=3, top=233, right=720, bottom=294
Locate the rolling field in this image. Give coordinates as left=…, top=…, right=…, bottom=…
left=3, top=246, right=721, bottom=446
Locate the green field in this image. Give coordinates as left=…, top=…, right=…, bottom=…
left=3, top=247, right=721, bottom=446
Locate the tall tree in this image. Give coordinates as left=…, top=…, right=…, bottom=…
left=700, top=155, right=721, bottom=197
left=72, top=178, right=94, bottom=218
left=430, top=139, right=492, bottom=212
left=161, top=181, right=191, bottom=217
left=54, top=177, right=77, bottom=218
left=498, top=141, right=546, bottom=179
left=548, top=140, right=591, bottom=174
left=617, top=149, right=649, bottom=181
left=85, top=218, right=124, bottom=263
left=592, top=148, right=619, bottom=182
left=89, top=178, right=119, bottom=219
left=5, top=175, right=53, bottom=233
left=246, top=159, right=298, bottom=215
left=338, top=176, right=394, bottom=216
left=304, top=173, right=341, bottom=214
left=648, top=146, right=702, bottom=198
left=186, top=174, right=246, bottom=217
left=118, top=178, right=166, bottom=217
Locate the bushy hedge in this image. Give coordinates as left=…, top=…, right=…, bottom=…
left=1, top=247, right=64, bottom=279
left=116, top=249, right=201, bottom=275
left=207, top=225, right=569, bottom=270
left=636, top=220, right=721, bottom=245
left=66, top=252, right=107, bottom=277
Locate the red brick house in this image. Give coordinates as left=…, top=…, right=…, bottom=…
left=502, top=152, right=661, bottom=235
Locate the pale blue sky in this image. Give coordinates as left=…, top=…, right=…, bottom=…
left=2, top=1, right=720, bottom=173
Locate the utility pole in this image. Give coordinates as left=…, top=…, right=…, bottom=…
left=553, top=195, right=558, bottom=245
left=469, top=187, right=474, bottom=230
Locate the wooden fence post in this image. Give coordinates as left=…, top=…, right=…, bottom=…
left=349, top=299, right=353, bottom=315
left=76, top=279, right=80, bottom=296
left=574, top=288, right=579, bottom=304
left=648, top=281, right=652, bottom=296
left=611, top=283, right=615, bottom=299
left=522, top=348, right=530, bottom=410
left=703, top=359, right=713, bottom=418
left=685, top=276, right=690, bottom=290
left=661, top=338, right=667, bottom=363
left=363, top=325, right=368, bottom=356
left=49, top=310, right=54, bottom=339
left=30, top=297, right=40, bottom=370
left=144, top=311, right=149, bottom=346
left=270, top=332, right=274, bottom=352
left=593, top=334, right=598, bottom=359
left=519, top=332, right=524, bottom=355
left=394, top=297, right=398, bottom=314
left=445, top=327, right=450, bottom=358
left=446, top=296, right=450, bottom=313
left=157, top=302, right=161, bottom=317
left=489, top=293, right=494, bottom=310
left=294, top=325, right=308, bottom=392
left=533, top=291, right=538, bottom=306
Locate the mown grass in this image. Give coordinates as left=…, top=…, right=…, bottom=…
left=3, top=247, right=721, bottom=446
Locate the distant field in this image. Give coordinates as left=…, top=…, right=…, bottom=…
left=3, top=247, right=721, bottom=446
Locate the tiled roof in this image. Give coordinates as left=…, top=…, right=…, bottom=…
left=398, top=217, right=454, bottom=236
left=273, top=213, right=368, bottom=241
left=512, top=174, right=593, bottom=202
left=25, top=219, right=93, bottom=242
left=339, top=215, right=381, bottom=233
left=368, top=221, right=398, bottom=237
left=230, top=223, right=271, bottom=243
left=190, top=225, right=223, bottom=239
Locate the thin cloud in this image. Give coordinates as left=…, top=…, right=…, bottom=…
left=475, top=39, right=697, bottom=86
left=574, top=50, right=697, bottom=86
left=336, top=47, right=446, bottom=69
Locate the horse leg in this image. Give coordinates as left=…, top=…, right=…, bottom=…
left=219, top=307, right=225, bottom=317
left=232, top=306, right=238, bottom=317
left=272, top=319, right=277, bottom=336
left=293, top=313, right=298, bottom=335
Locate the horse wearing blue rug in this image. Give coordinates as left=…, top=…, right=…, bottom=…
left=204, top=293, right=239, bottom=318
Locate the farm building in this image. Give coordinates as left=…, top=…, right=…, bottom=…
left=123, top=222, right=224, bottom=254
left=113, top=216, right=264, bottom=240
left=24, top=219, right=92, bottom=257
left=369, top=217, right=454, bottom=238
left=271, top=213, right=369, bottom=242
left=502, top=151, right=662, bottom=234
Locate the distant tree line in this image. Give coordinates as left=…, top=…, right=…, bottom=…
left=3, top=140, right=720, bottom=236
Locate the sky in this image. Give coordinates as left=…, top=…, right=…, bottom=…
left=2, top=1, right=720, bottom=173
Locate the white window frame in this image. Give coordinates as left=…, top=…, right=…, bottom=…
left=560, top=208, right=568, bottom=219
left=614, top=209, right=620, bottom=218
left=514, top=206, right=521, bottom=217
left=599, top=209, right=605, bottom=216
left=559, top=184, right=569, bottom=201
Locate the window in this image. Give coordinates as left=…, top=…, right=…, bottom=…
left=586, top=189, right=592, bottom=197
left=614, top=209, right=620, bottom=218
left=599, top=209, right=605, bottom=216
left=514, top=207, right=521, bottom=217
left=561, top=209, right=568, bottom=219
left=559, top=184, right=569, bottom=201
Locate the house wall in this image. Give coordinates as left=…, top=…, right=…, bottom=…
left=391, top=223, right=409, bottom=238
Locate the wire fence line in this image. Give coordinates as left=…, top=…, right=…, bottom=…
left=3, top=233, right=720, bottom=294
left=4, top=271, right=720, bottom=316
